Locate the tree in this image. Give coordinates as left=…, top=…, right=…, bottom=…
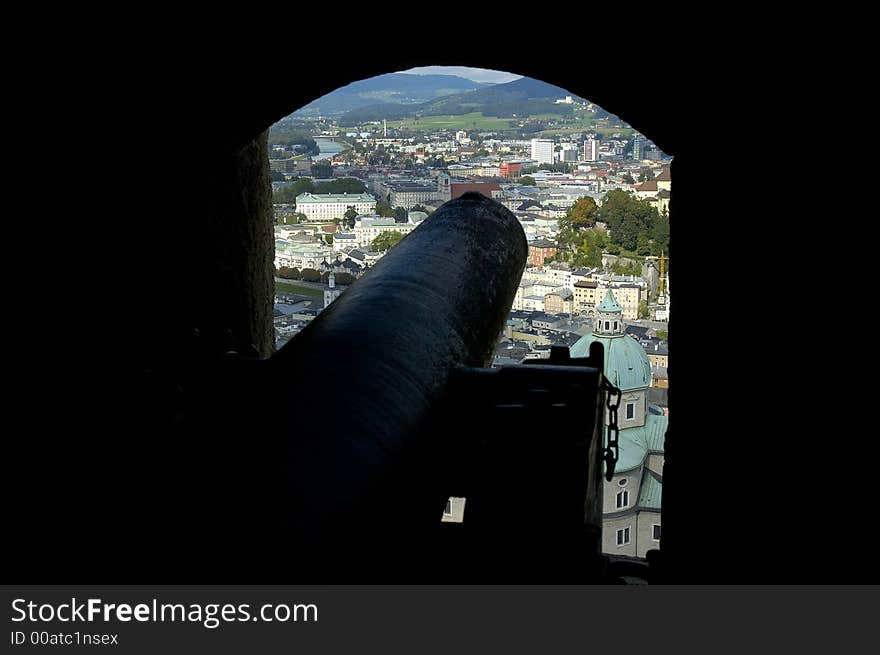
left=520, top=176, right=536, bottom=186
left=313, top=178, right=368, bottom=194
left=371, top=230, right=405, bottom=252
left=325, top=234, right=334, bottom=245
left=393, top=206, right=408, bottom=222
left=577, top=229, right=605, bottom=268
left=343, top=206, right=358, bottom=230
left=411, top=204, right=428, bottom=214
left=281, top=212, right=306, bottom=225
left=650, top=210, right=670, bottom=256
left=375, top=200, right=396, bottom=218
left=597, top=188, right=660, bottom=253
left=311, top=163, right=333, bottom=178
left=638, top=300, right=650, bottom=319
left=564, top=196, right=598, bottom=230
left=270, top=170, right=286, bottom=181
left=277, top=266, right=292, bottom=279
left=300, top=268, right=320, bottom=282
left=276, top=267, right=301, bottom=280
left=273, top=177, right=315, bottom=204
left=621, top=173, right=635, bottom=184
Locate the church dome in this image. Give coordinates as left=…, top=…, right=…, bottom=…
left=569, top=332, right=652, bottom=391
left=569, top=288, right=651, bottom=391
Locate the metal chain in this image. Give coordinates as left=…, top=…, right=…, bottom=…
left=600, top=377, right=621, bottom=481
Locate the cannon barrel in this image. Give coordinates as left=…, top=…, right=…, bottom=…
left=270, top=193, right=527, bottom=541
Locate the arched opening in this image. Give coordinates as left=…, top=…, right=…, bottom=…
left=267, top=66, right=671, bottom=564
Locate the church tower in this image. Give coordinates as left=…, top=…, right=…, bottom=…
left=322, top=258, right=342, bottom=310
left=437, top=171, right=451, bottom=201
left=595, top=287, right=625, bottom=337
left=570, top=287, right=667, bottom=558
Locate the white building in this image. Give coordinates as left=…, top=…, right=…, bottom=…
left=295, top=192, right=376, bottom=222
left=530, top=139, right=554, bottom=165
left=332, top=233, right=358, bottom=252
left=353, top=216, right=416, bottom=249
left=274, top=240, right=335, bottom=271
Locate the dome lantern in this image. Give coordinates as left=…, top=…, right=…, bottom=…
left=595, top=287, right=625, bottom=337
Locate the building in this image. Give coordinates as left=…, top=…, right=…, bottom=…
left=651, top=188, right=669, bottom=214
left=269, top=158, right=296, bottom=173
left=646, top=342, right=668, bottom=369
left=512, top=278, right=559, bottom=311
left=353, top=216, right=416, bottom=249
left=655, top=168, right=671, bottom=191
left=527, top=238, right=557, bottom=267
left=569, top=289, right=667, bottom=558
left=450, top=181, right=502, bottom=201
left=631, top=134, right=645, bottom=161
left=573, top=279, right=600, bottom=315
left=531, top=139, right=554, bottom=165
left=388, top=182, right=440, bottom=210
left=560, top=145, right=579, bottom=162
left=584, top=138, right=600, bottom=162
left=632, top=169, right=671, bottom=211
left=331, top=232, right=357, bottom=252
left=274, top=240, right=335, bottom=271
left=295, top=192, right=376, bottom=222
left=322, top=267, right=344, bottom=310
left=500, top=161, right=522, bottom=178
left=437, top=171, right=452, bottom=201
left=633, top=179, right=658, bottom=198
left=270, top=158, right=312, bottom=174
left=544, top=288, right=573, bottom=314
left=597, top=277, right=642, bottom=320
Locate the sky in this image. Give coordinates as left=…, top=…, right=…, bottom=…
left=400, top=66, right=522, bottom=84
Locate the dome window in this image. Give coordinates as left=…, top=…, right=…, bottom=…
left=618, top=479, right=628, bottom=487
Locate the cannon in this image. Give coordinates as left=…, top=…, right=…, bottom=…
left=180, top=193, right=611, bottom=581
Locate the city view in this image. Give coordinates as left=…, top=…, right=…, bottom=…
left=269, top=66, right=670, bottom=558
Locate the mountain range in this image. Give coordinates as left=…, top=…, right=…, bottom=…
left=293, top=73, right=488, bottom=116
left=336, top=76, right=595, bottom=125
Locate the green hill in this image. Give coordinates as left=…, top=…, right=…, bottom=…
left=339, top=76, right=584, bottom=125
left=292, top=73, right=486, bottom=116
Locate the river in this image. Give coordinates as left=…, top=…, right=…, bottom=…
left=314, top=137, right=347, bottom=160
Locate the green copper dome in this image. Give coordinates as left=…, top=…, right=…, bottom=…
left=596, top=287, right=623, bottom=313
left=569, top=331, right=652, bottom=391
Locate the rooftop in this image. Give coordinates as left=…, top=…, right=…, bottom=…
left=613, top=413, right=668, bottom=473
left=296, top=193, right=375, bottom=203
